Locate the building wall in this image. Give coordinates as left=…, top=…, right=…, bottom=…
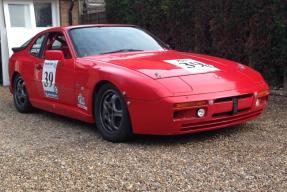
left=60, top=0, right=80, bottom=26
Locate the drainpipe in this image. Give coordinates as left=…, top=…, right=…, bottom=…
left=68, top=0, right=74, bottom=25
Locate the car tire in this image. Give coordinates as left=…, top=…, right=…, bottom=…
left=95, top=83, right=133, bottom=142
left=13, top=74, right=33, bottom=113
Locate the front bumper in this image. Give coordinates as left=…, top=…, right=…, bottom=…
left=128, top=88, right=268, bottom=135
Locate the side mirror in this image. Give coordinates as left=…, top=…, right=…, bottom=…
left=44, top=50, right=65, bottom=60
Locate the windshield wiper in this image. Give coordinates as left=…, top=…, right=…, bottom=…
left=100, top=49, right=143, bottom=55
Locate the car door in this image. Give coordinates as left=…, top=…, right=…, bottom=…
left=30, top=33, right=48, bottom=99
left=34, top=31, right=76, bottom=107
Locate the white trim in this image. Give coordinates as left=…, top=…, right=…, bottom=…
left=55, top=0, right=60, bottom=26
left=34, top=0, right=60, bottom=27
left=4, top=0, right=59, bottom=29
left=3, top=0, right=34, bottom=28
left=0, top=0, right=10, bottom=86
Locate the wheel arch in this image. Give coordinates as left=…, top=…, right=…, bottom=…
left=91, top=79, right=134, bottom=128
left=10, top=71, right=21, bottom=92
left=92, top=80, right=114, bottom=116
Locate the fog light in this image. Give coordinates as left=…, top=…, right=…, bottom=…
left=197, top=108, right=206, bottom=118
left=255, top=99, right=260, bottom=107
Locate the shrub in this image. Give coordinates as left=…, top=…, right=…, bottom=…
left=106, top=0, right=287, bottom=87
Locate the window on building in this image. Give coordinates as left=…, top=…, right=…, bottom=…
left=8, top=4, right=32, bottom=28
left=34, top=2, right=53, bottom=27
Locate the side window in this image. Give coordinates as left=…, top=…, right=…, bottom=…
left=44, top=32, right=72, bottom=59
left=51, top=40, right=62, bottom=50
left=30, top=35, right=45, bottom=57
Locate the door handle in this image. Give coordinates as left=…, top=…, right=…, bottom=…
left=35, top=64, right=43, bottom=70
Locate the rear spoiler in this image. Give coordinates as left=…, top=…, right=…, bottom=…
left=12, top=47, right=26, bottom=53
left=11, top=38, right=33, bottom=53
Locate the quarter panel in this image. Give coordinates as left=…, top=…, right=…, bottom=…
left=9, top=52, right=38, bottom=100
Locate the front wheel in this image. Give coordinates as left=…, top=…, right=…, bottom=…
left=95, top=83, right=132, bottom=142
left=13, top=74, right=33, bottom=113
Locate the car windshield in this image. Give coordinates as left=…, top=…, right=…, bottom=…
left=69, top=26, right=166, bottom=57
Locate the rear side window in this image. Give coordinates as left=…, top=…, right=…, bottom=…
left=30, top=35, right=45, bottom=57
left=43, top=32, right=72, bottom=59
left=51, top=39, right=62, bottom=50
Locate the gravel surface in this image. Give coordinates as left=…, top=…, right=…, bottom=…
left=0, top=86, right=286, bottom=191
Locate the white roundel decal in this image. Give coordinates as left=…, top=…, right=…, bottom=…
left=164, top=59, right=220, bottom=74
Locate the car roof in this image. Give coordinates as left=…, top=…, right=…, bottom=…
left=38, top=24, right=137, bottom=34
left=49, top=24, right=136, bottom=31
left=64, top=24, right=136, bottom=30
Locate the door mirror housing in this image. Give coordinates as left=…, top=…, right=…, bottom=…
left=44, top=50, right=65, bottom=60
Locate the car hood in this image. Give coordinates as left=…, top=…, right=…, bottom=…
left=86, top=50, right=264, bottom=94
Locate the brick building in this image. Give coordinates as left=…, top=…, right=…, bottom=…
left=60, top=0, right=80, bottom=26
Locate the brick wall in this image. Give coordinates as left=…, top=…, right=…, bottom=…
left=59, top=0, right=80, bottom=26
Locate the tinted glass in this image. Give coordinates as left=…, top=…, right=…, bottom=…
left=30, top=35, right=45, bottom=56
left=34, top=2, right=52, bottom=27
left=44, top=32, right=72, bottom=59
left=69, top=27, right=165, bottom=57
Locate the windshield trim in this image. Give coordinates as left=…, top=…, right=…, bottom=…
left=68, top=26, right=169, bottom=58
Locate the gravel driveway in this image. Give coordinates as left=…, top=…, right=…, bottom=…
left=0, top=86, right=286, bottom=191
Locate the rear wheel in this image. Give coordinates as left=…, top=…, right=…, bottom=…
left=95, top=83, right=132, bottom=142
left=13, top=75, right=33, bottom=113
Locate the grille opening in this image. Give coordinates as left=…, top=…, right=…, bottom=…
left=237, top=94, right=253, bottom=99
left=214, top=97, right=233, bottom=103
left=214, top=94, right=253, bottom=103
left=212, top=108, right=250, bottom=117
left=180, top=110, right=263, bottom=131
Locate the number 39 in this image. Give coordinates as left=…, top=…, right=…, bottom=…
left=44, top=72, right=54, bottom=87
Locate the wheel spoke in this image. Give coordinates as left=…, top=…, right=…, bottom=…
left=104, top=121, right=114, bottom=132
left=17, top=87, right=22, bottom=94
left=110, top=117, right=119, bottom=130
left=21, top=87, right=27, bottom=97
left=102, top=102, right=109, bottom=113
left=111, top=95, right=119, bottom=111
left=17, top=94, right=24, bottom=100
left=113, top=110, right=123, bottom=118
left=103, top=112, right=109, bottom=120
left=104, top=100, right=113, bottom=110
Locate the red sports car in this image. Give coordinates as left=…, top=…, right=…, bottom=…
left=9, top=24, right=269, bottom=142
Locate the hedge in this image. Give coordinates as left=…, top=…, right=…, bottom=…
left=106, top=0, right=287, bottom=87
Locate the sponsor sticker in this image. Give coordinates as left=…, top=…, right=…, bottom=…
left=42, top=60, right=59, bottom=99
left=77, top=93, right=87, bottom=110
left=164, top=59, right=220, bottom=74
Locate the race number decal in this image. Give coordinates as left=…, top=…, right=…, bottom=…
left=42, top=60, right=59, bottom=99
left=164, top=59, right=220, bottom=74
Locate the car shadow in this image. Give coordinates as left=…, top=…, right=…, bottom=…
left=128, top=124, right=248, bottom=145
left=32, top=108, right=249, bottom=145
